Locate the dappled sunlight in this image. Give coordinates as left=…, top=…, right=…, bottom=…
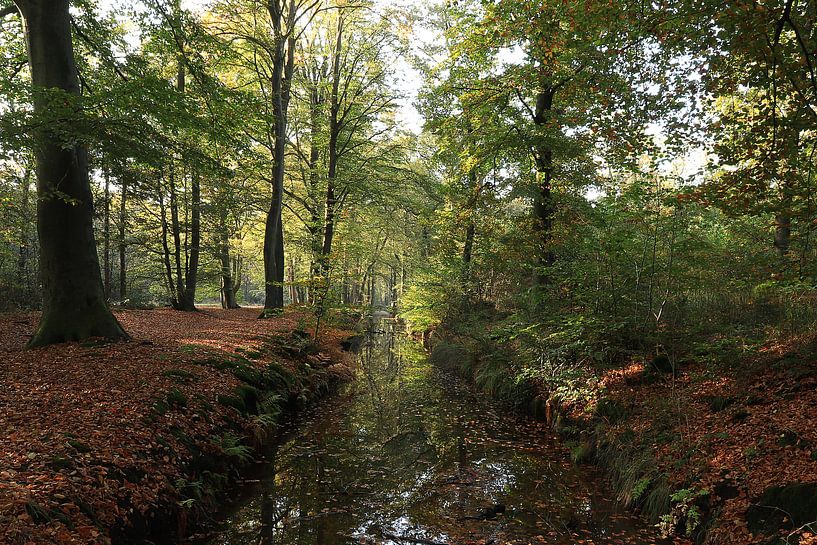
left=206, top=319, right=669, bottom=545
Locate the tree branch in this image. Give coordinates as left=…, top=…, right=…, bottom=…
left=0, top=4, right=18, bottom=18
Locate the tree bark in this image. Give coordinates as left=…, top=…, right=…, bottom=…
left=168, top=165, right=186, bottom=309
left=307, top=76, right=323, bottom=301
left=321, top=15, right=343, bottom=277
left=180, top=168, right=200, bottom=310
left=158, top=180, right=177, bottom=305
left=774, top=214, right=791, bottom=256
left=218, top=215, right=239, bottom=309
left=103, top=168, right=111, bottom=300
left=17, top=168, right=33, bottom=304
left=532, top=88, right=556, bottom=285
left=118, top=177, right=127, bottom=300
left=288, top=255, right=298, bottom=304
left=261, top=0, right=296, bottom=314
left=168, top=62, right=198, bottom=312
left=18, top=0, right=126, bottom=346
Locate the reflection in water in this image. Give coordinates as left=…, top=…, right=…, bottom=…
left=205, top=318, right=666, bottom=545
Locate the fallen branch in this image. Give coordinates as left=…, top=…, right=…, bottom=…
left=382, top=532, right=448, bottom=545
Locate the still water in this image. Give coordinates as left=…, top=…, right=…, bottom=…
left=205, top=318, right=666, bottom=545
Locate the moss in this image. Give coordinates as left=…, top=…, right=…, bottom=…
left=776, top=429, right=809, bottom=449
left=25, top=501, right=71, bottom=527
left=217, top=393, right=246, bottom=414
left=178, top=344, right=201, bottom=355
left=570, top=440, right=594, bottom=464
left=48, top=456, right=75, bottom=471
left=193, top=357, right=232, bottom=371
left=152, top=399, right=169, bottom=416
left=234, top=384, right=260, bottom=415
left=730, top=409, right=750, bottom=422
left=703, top=395, right=735, bottom=412
left=231, top=364, right=263, bottom=387
left=647, top=354, right=673, bottom=374
left=166, top=388, right=188, bottom=409
left=745, top=483, right=817, bottom=535
left=259, top=308, right=283, bottom=319
left=66, top=439, right=91, bottom=453
left=429, top=342, right=469, bottom=369
left=595, top=398, right=628, bottom=423
left=162, top=368, right=198, bottom=382
left=529, top=396, right=548, bottom=420
left=75, top=497, right=96, bottom=521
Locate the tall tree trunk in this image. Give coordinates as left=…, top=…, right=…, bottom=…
left=103, top=169, right=111, bottom=300
left=119, top=178, right=127, bottom=300
left=307, top=78, right=323, bottom=301
left=262, top=1, right=296, bottom=314
left=232, top=255, right=241, bottom=301
left=168, top=62, right=197, bottom=312
left=180, top=168, right=200, bottom=310
left=17, top=0, right=126, bottom=346
left=774, top=117, right=800, bottom=261
left=17, top=168, right=32, bottom=304
left=288, top=256, right=298, bottom=304
left=532, top=88, right=556, bottom=285
left=321, top=15, right=343, bottom=276
left=774, top=214, right=791, bottom=257
left=168, top=166, right=185, bottom=309
left=158, top=181, right=178, bottom=306
left=463, top=222, right=475, bottom=265
left=219, top=224, right=239, bottom=309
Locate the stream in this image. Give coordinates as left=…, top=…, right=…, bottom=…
left=204, top=317, right=668, bottom=545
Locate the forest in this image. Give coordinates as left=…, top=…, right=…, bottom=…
left=0, top=0, right=816, bottom=544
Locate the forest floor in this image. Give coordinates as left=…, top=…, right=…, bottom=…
left=431, top=313, right=817, bottom=544
left=592, top=332, right=817, bottom=544
left=0, top=307, right=356, bottom=545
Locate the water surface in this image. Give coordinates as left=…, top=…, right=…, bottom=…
left=206, top=318, right=665, bottom=545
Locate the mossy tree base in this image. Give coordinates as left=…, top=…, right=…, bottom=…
left=28, top=303, right=128, bottom=348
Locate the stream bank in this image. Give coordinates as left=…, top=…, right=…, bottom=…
left=425, top=318, right=817, bottom=545
left=0, top=308, right=356, bottom=545
left=202, top=316, right=670, bottom=545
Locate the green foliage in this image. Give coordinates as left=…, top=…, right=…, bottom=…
left=659, top=487, right=710, bottom=538
left=596, top=435, right=667, bottom=520
left=25, top=501, right=71, bottom=527
left=216, top=393, right=246, bottom=414
left=631, top=477, right=652, bottom=503
left=594, top=398, right=628, bottom=424
left=66, top=439, right=91, bottom=454
left=166, top=388, right=188, bottom=409
left=162, top=368, right=199, bottom=383
left=429, top=342, right=469, bottom=369
left=212, top=433, right=254, bottom=465
left=569, top=441, right=594, bottom=465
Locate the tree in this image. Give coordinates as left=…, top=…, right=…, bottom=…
left=427, top=0, right=657, bottom=287
left=210, top=0, right=323, bottom=313
left=9, top=0, right=126, bottom=346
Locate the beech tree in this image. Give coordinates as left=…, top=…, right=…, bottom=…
left=209, top=0, right=323, bottom=313
left=8, top=0, right=126, bottom=346
left=429, top=0, right=657, bottom=287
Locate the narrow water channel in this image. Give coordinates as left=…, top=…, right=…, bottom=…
left=205, top=318, right=667, bottom=545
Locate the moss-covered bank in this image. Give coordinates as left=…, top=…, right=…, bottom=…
left=0, top=308, right=357, bottom=545
left=112, top=329, right=356, bottom=545
left=426, top=323, right=817, bottom=545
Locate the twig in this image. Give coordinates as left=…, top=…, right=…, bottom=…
left=382, top=532, right=448, bottom=545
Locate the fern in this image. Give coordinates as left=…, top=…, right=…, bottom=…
left=213, top=434, right=254, bottom=464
